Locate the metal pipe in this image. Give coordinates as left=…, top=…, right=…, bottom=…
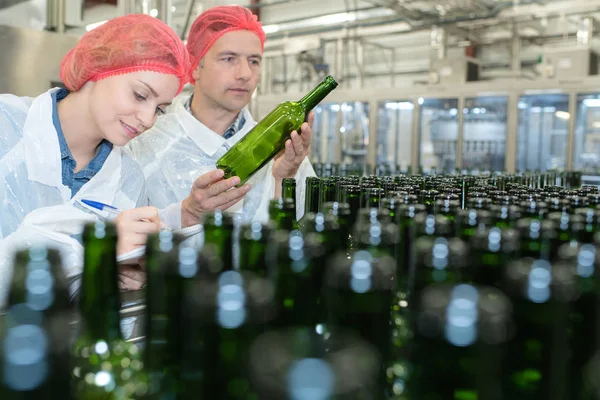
left=180, top=0, right=196, bottom=39
left=46, top=0, right=56, bottom=31
left=158, top=0, right=173, bottom=26
left=56, top=0, right=66, bottom=33
left=511, top=22, right=520, bottom=72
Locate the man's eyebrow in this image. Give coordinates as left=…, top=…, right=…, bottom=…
left=216, top=51, right=262, bottom=60
left=138, top=80, right=158, bottom=97
left=216, top=51, right=240, bottom=57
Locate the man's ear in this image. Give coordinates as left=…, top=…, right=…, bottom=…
left=191, top=59, right=204, bottom=81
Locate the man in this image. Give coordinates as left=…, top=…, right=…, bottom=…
left=127, top=4, right=316, bottom=230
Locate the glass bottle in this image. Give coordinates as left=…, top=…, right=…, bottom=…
left=217, top=76, right=338, bottom=184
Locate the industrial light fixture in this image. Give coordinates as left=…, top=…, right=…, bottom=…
left=261, top=8, right=395, bottom=35
left=385, top=102, right=414, bottom=110
left=583, top=99, right=600, bottom=108
left=86, top=20, right=108, bottom=31
left=555, top=111, right=570, bottom=120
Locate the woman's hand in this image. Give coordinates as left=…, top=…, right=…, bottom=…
left=114, top=206, right=162, bottom=256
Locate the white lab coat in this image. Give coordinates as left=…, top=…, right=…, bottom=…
left=126, top=95, right=316, bottom=229
left=0, top=88, right=148, bottom=308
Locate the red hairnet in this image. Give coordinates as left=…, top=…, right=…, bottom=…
left=60, top=14, right=189, bottom=94
left=186, top=5, right=266, bottom=84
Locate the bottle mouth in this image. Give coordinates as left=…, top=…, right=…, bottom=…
left=324, top=75, right=339, bottom=89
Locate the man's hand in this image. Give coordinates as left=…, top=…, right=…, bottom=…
left=118, top=265, right=146, bottom=291
left=181, top=169, right=251, bottom=228
left=272, top=111, right=314, bottom=181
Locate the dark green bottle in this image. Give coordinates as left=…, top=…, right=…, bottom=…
left=182, top=270, right=276, bottom=399
left=72, top=221, right=146, bottom=399
left=395, top=283, right=512, bottom=399
left=456, top=209, right=492, bottom=241
left=269, top=230, right=327, bottom=329
left=282, top=177, right=296, bottom=202
left=269, top=198, right=298, bottom=231
left=470, top=227, right=519, bottom=288
left=1, top=247, right=72, bottom=399
left=298, top=177, right=320, bottom=229
left=340, top=184, right=361, bottom=225
left=239, top=222, right=272, bottom=278
left=203, top=210, right=235, bottom=271
left=248, top=327, right=379, bottom=399
left=318, top=178, right=337, bottom=212
left=301, top=212, right=343, bottom=254
left=354, top=208, right=398, bottom=261
left=502, top=258, right=576, bottom=400
left=411, top=236, right=470, bottom=299
left=324, top=251, right=396, bottom=395
left=217, top=76, right=338, bottom=184
left=555, top=243, right=600, bottom=400
left=322, top=201, right=354, bottom=253
left=516, top=218, right=555, bottom=260
left=141, top=231, right=186, bottom=399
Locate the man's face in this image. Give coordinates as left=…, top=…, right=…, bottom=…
left=192, top=30, right=263, bottom=113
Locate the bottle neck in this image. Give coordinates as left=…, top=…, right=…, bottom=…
left=298, top=76, right=338, bottom=111
left=282, top=179, right=297, bottom=204
left=80, top=231, right=122, bottom=343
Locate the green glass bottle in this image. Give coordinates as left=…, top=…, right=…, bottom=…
left=217, top=76, right=338, bottom=184
left=301, top=212, right=343, bottom=254
left=470, top=227, right=519, bottom=288
left=411, top=236, right=470, bottom=299
left=340, top=184, right=361, bottom=225
left=324, top=251, right=396, bottom=395
left=395, top=283, right=512, bottom=399
left=456, top=209, right=492, bottom=241
left=269, top=230, right=327, bottom=329
left=72, top=221, right=146, bottom=399
left=239, top=222, right=272, bottom=278
left=181, top=270, right=276, bottom=399
left=322, top=201, right=354, bottom=253
left=555, top=243, right=600, bottom=400
left=516, top=218, right=555, bottom=260
left=282, top=177, right=296, bottom=202
left=269, top=198, right=297, bottom=231
left=354, top=208, right=398, bottom=261
left=248, top=327, right=379, bottom=399
left=502, top=258, right=577, bottom=400
left=298, top=176, right=320, bottom=229
left=141, top=231, right=186, bottom=399
left=1, top=247, right=72, bottom=399
left=318, top=178, right=337, bottom=212
left=203, top=210, right=235, bottom=271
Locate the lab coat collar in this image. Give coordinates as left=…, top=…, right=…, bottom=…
left=21, top=88, right=70, bottom=199
left=174, top=99, right=255, bottom=157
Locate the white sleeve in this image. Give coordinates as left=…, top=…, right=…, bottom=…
left=159, top=201, right=183, bottom=230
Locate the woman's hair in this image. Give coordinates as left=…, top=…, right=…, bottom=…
left=60, top=14, right=190, bottom=94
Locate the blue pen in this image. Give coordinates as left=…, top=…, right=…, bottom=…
left=81, top=199, right=171, bottom=231
left=81, top=199, right=121, bottom=218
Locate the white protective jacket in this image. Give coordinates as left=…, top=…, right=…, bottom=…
left=126, top=95, right=316, bottom=230
left=0, top=89, right=148, bottom=307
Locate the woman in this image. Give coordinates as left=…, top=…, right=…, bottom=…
left=0, top=14, right=189, bottom=305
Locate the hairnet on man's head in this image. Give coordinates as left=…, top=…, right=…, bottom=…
left=60, top=14, right=190, bottom=94
left=186, top=5, right=267, bottom=84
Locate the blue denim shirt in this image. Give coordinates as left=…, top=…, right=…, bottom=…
left=52, top=88, right=113, bottom=198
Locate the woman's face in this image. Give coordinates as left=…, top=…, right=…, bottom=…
left=87, top=71, right=180, bottom=146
